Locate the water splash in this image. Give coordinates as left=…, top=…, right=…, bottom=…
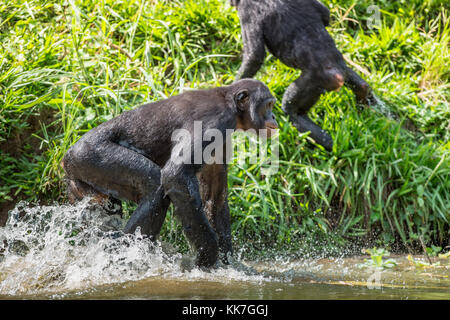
left=0, top=200, right=265, bottom=296
left=369, top=94, right=398, bottom=121
left=1, top=200, right=448, bottom=299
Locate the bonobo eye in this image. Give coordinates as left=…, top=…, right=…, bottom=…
left=235, top=90, right=249, bottom=111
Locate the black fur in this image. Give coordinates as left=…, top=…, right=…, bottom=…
left=61, top=79, right=277, bottom=268
left=232, top=0, right=374, bottom=151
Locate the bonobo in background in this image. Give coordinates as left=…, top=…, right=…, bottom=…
left=231, top=0, right=375, bottom=151
left=61, top=79, right=278, bottom=268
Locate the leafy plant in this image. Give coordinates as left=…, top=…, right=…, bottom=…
left=361, top=247, right=397, bottom=269
left=425, top=245, right=442, bottom=257
left=407, top=254, right=440, bottom=269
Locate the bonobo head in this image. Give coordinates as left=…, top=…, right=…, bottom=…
left=231, top=79, right=278, bottom=137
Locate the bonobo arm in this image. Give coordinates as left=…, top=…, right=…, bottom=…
left=216, top=201, right=232, bottom=263
left=161, top=161, right=219, bottom=268
left=236, top=12, right=266, bottom=79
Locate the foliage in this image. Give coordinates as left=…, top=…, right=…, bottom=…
left=361, top=247, right=397, bottom=269
left=407, top=254, right=439, bottom=269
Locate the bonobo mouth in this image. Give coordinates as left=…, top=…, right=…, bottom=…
left=263, top=122, right=278, bottom=138
left=265, top=122, right=278, bottom=130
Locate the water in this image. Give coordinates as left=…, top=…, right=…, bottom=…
left=369, top=94, right=398, bottom=121
left=0, top=200, right=448, bottom=300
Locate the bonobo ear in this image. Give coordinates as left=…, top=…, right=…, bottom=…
left=235, top=89, right=249, bottom=112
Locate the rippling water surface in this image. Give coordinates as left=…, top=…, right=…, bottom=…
left=0, top=200, right=448, bottom=299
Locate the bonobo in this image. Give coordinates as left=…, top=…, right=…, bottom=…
left=61, top=79, right=277, bottom=268
left=231, top=0, right=374, bottom=151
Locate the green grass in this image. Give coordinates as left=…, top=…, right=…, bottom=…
left=1, top=0, right=448, bottom=256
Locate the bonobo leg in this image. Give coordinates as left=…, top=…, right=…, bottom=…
left=123, top=186, right=170, bottom=240
left=162, top=162, right=219, bottom=268
left=282, top=73, right=334, bottom=151
left=197, top=164, right=232, bottom=264
left=345, top=68, right=375, bottom=105
left=63, top=139, right=167, bottom=239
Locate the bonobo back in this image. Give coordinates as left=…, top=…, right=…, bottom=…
left=70, top=86, right=235, bottom=168
left=259, top=0, right=339, bottom=70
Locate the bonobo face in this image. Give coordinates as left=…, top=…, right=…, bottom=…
left=233, top=79, right=278, bottom=137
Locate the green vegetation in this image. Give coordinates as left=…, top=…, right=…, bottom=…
left=1, top=0, right=448, bottom=256
left=361, top=247, right=397, bottom=269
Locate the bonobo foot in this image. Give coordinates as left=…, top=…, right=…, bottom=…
left=218, top=237, right=233, bottom=265
left=191, top=229, right=219, bottom=268
left=123, top=186, right=170, bottom=240
left=345, top=68, right=377, bottom=108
